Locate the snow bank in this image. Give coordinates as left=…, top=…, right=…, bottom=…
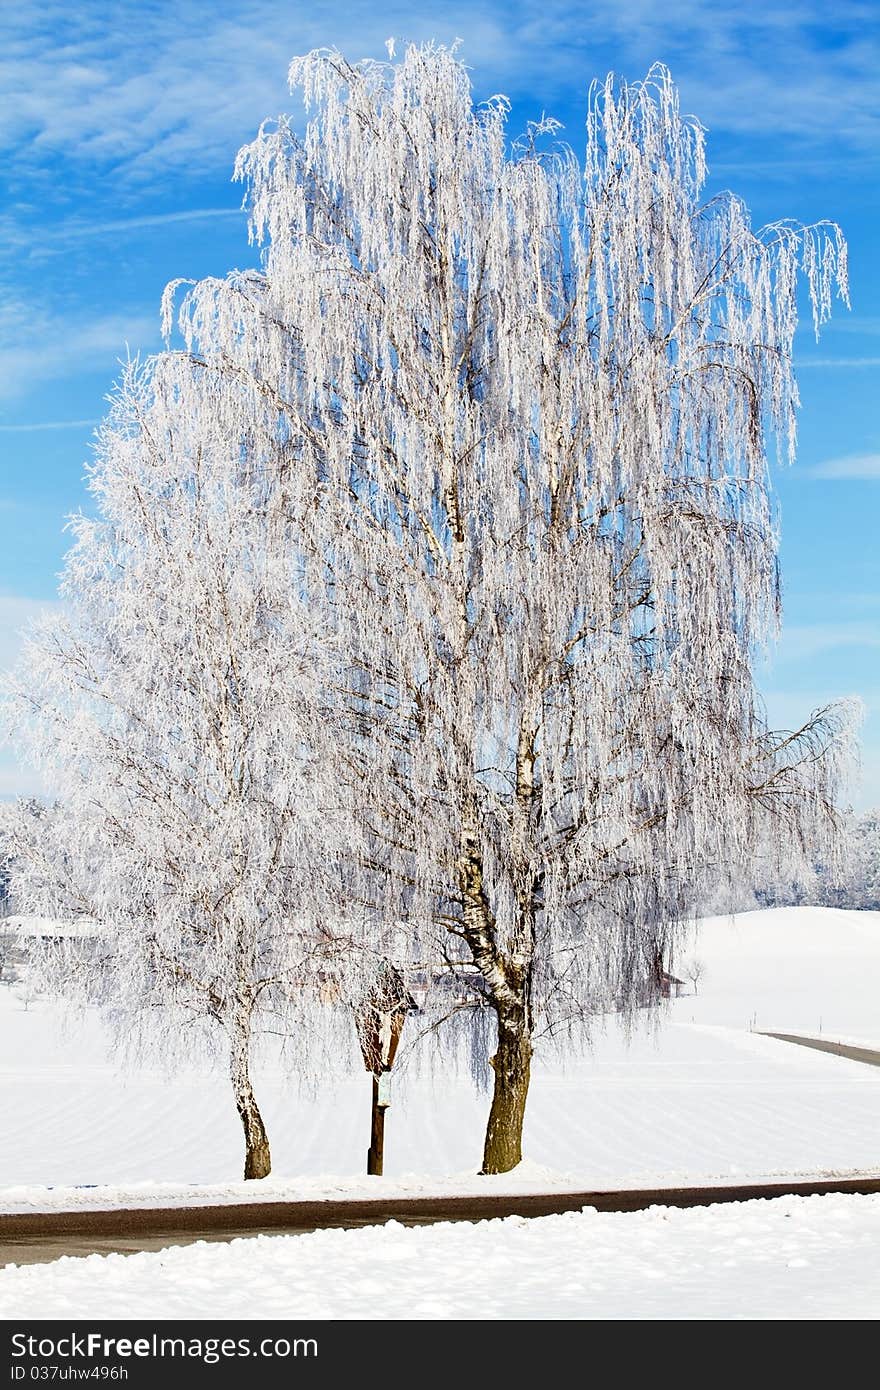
left=2, top=1194, right=878, bottom=1320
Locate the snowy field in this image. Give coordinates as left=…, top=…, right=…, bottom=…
left=1, top=906, right=878, bottom=1202
left=1, top=905, right=879, bottom=1319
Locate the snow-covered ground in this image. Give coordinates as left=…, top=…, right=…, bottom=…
left=2, top=1195, right=878, bottom=1320
left=1, top=906, right=878, bottom=1318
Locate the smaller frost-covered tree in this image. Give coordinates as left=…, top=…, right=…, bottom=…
left=3, top=356, right=347, bottom=1179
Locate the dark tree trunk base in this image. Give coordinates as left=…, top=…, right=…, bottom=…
left=243, top=1127, right=272, bottom=1180
left=230, top=1022, right=272, bottom=1180
left=238, top=1100, right=271, bottom=1180
left=480, top=1020, right=532, bottom=1175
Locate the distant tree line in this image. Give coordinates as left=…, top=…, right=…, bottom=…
left=752, top=807, right=880, bottom=912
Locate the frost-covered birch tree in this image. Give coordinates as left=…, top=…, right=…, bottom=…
left=156, top=44, right=855, bottom=1173
left=3, top=356, right=349, bottom=1179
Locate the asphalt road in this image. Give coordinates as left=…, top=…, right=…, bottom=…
left=757, top=1031, right=880, bottom=1067
left=3, top=1175, right=880, bottom=1267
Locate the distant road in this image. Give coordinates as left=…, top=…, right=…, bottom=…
left=757, top=1032, right=880, bottom=1067
left=4, top=1175, right=880, bottom=1267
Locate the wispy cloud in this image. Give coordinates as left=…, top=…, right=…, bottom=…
left=774, top=621, right=880, bottom=662
left=796, top=358, right=880, bottom=369
left=809, top=454, right=880, bottom=480
left=0, top=3, right=410, bottom=179
left=0, top=419, right=98, bottom=433
left=40, top=207, right=243, bottom=246
left=0, top=207, right=245, bottom=256
left=0, top=298, right=157, bottom=400
left=816, top=316, right=880, bottom=337
left=2, top=1, right=878, bottom=187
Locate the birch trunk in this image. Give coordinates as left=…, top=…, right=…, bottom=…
left=229, top=1010, right=271, bottom=1180
left=458, top=828, right=535, bottom=1173
left=481, top=1004, right=533, bottom=1174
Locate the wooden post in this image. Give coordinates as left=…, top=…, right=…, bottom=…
left=367, top=1073, right=385, bottom=1176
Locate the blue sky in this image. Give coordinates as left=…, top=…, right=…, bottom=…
left=1, top=0, right=878, bottom=805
